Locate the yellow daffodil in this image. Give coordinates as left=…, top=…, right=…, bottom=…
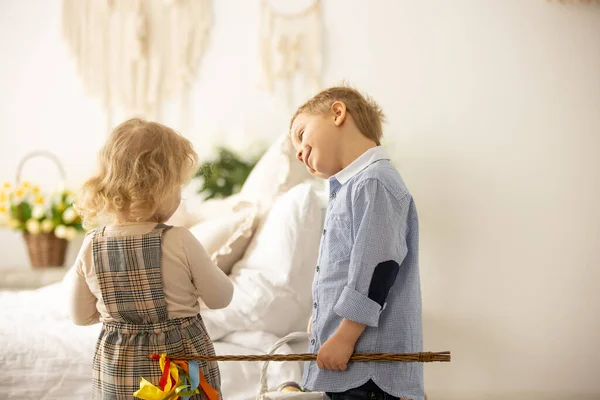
left=14, top=188, right=25, bottom=201
left=66, top=192, right=76, bottom=204
left=65, top=227, right=78, bottom=241
left=9, top=218, right=21, bottom=230
left=41, top=219, right=54, bottom=233
left=55, top=225, right=67, bottom=239
left=34, top=195, right=45, bottom=205
left=26, top=219, right=41, bottom=235
left=62, top=207, right=77, bottom=224
left=32, top=205, right=46, bottom=220
left=0, top=192, right=7, bottom=203
left=2, top=182, right=11, bottom=190
left=0, top=205, right=7, bottom=226
left=32, top=186, right=40, bottom=195
left=16, top=182, right=32, bottom=198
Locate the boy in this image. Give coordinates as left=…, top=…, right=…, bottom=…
left=289, top=86, right=423, bottom=400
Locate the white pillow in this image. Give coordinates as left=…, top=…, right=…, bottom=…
left=201, top=182, right=323, bottom=340
left=184, top=193, right=244, bottom=223
left=240, top=133, right=314, bottom=213
left=189, top=201, right=258, bottom=275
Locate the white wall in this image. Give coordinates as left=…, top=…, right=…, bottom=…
left=1, top=1, right=600, bottom=399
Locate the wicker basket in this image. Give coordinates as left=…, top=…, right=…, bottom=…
left=16, top=151, right=69, bottom=268
left=22, top=232, right=68, bottom=267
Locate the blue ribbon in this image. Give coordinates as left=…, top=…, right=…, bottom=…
left=180, top=360, right=200, bottom=400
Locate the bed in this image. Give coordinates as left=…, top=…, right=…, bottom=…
left=0, top=284, right=308, bottom=399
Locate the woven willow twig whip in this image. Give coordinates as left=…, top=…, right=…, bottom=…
left=150, top=351, right=450, bottom=363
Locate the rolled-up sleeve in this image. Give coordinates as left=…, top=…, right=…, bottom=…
left=333, top=179, right=409, bottom=327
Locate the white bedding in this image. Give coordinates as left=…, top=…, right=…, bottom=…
left=0, top=284, right=307, bottom=399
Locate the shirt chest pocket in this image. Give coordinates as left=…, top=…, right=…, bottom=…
left=324, top=219, right=352, bottom=262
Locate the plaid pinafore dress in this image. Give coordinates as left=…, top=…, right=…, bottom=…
left=91, top=223, right=221, bottom=399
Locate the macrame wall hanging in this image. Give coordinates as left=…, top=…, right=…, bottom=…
left=62, top=0, right=212, bottom=130
left=259, top=0, right=324, bottom=110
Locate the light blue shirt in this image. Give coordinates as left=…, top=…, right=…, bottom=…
left=301, top=146, right=424, bottom=399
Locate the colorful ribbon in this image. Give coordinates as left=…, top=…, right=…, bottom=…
left=133, top=354, right=219, bottom=400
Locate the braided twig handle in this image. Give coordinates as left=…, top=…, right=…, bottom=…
left=150, top=351, right=451, bottom=363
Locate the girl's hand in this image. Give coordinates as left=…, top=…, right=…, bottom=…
left=316, top=333, right=354, bottom=371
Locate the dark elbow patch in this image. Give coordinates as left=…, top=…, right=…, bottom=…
left=368, top=260, right=400, bottom=306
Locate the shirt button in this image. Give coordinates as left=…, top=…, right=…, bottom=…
left=311, top=338, right=315, bottom=345
left=331, top=192, right=336, bottom=199
left=316, top=265, right=320, bottom=272
left=313, top=302, right=317, bottom=309
left=323, top=229, right=326, bottom=235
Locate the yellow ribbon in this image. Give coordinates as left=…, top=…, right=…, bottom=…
left=133, top=377, right=174, bottom=400
left=134, top=354, right=181, bottom=399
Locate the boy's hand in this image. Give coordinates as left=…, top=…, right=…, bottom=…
left=317, top=333, right=354, bottom=371
left=316, top=318, right=367, bottom=371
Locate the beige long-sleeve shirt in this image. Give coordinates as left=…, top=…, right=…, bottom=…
left=64, top=222, right=233, bottom=326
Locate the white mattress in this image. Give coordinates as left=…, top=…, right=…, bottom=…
left=0, top=284, right=307, bottom=399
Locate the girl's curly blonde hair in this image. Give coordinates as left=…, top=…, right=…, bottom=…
left=77, top=118, right=198, bottom=227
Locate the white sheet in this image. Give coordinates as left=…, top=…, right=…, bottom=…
left=0, top=284, right=307, bottom=399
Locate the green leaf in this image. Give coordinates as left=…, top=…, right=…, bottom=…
left=19, top=202, right=32, bottom=221
left=193, top=146, right=264, bottom=199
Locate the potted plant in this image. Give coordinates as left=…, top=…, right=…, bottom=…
left=194, top=147, right=264, bottom=200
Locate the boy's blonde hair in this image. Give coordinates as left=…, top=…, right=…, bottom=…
left=291, top=85, right=385, bottom=145
left=77, top=118, right=198, bottom=227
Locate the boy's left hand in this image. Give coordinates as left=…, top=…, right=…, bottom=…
left=316, top=333, right=354, bottom=371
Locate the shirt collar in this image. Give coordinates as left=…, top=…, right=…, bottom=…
left=331, top=146, right=390, bottom=185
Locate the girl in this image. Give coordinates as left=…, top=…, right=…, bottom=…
left=64, top=118, right=233, bottom=399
